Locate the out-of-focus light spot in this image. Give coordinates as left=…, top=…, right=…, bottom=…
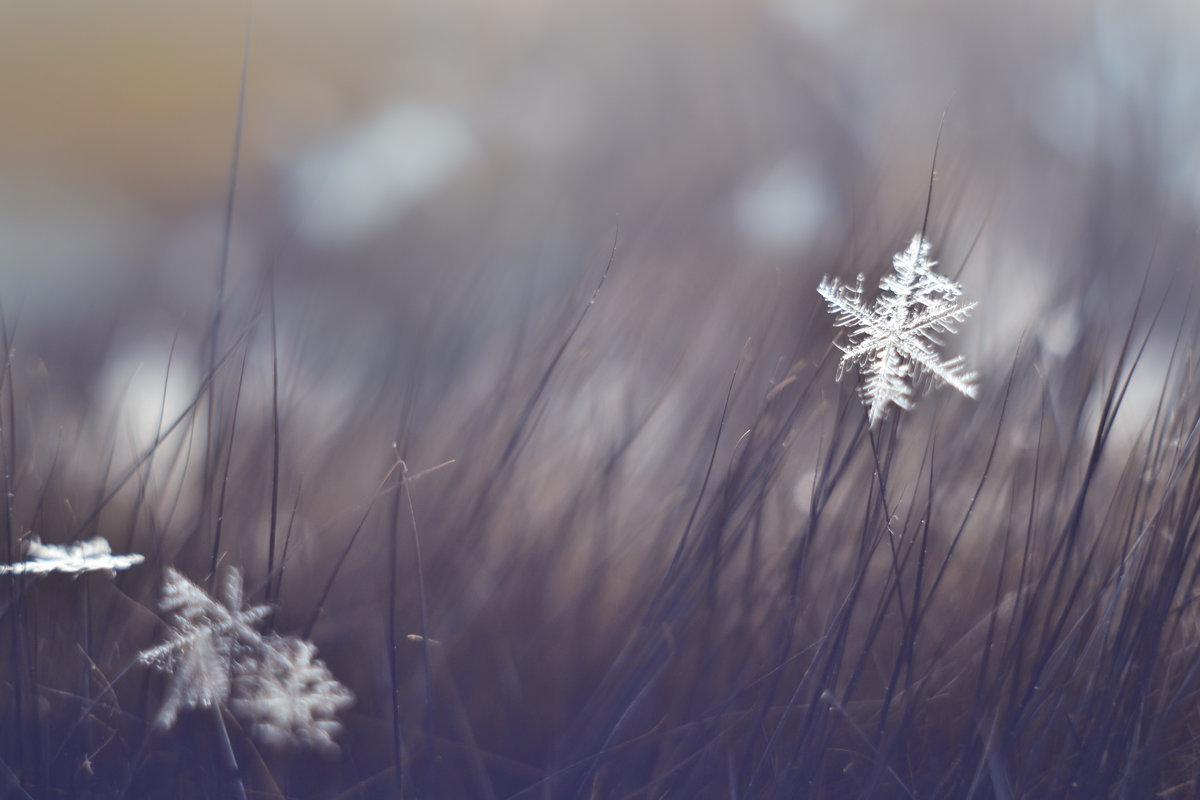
left=769, top=0, right=861, bottom=38
left=1030, top=63, right=1101, bottom=159
left=84, top=336, right=205, bottom=523
left=734, top=155, right=831, bottom=255
left=792, top=470, right=817, bottom=516
left=1038, top=304, right=1081, bottom=359
left=287, top=105, right=477, bottom=247
left=94, top=340, right=201, bottom=460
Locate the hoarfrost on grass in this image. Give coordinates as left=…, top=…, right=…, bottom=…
left=817, top=234, right=978, bottom=427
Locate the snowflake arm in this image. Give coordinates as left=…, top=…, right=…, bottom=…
left=138, top=568, right=270, bottom=730
left=905, top=343, right=978, bottom=398
left=861, top=343, right=913, bottom=428
left=903, top=299, right=978, bottom=341
left=817, top=275, right=877, bottom=331
left=818, top=274, right=878, bottom=381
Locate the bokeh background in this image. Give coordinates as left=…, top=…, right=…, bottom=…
left=4, top=0, right=1199, bottom=377
left=4, top=0, right=1200, bottom=633
left=5, top=2, right=1200, bottom=796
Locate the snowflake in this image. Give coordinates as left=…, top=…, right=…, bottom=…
left=817, top=234, right=978, bottom=427
left=230, top=633, right=355, bottom=755
left=0, top=536, right=144, bottom=578
left=137, top=567, right=271, bottom=730
left=138, top=567, right=353, bottom=751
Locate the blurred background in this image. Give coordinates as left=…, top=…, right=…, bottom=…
left=0, top=0, right=1195, bottom=537
left=1, top=0, right=1199, bottom=523
left=3, top=0, right=1198, bottom=325
left=5, top=4, right=1200, bottom=795
left=0, top=0, right=1195, bottom=542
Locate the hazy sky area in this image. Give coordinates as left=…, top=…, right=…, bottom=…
left=0, top=0, right=1197, bottom=430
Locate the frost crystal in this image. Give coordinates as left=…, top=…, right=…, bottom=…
left=0, top=536, right=144, bottom=578
left=818, top=234, right=978, bottom=427
left=138, top=567, right=353, bottom=752
left=138, top=568, right=270, bottom=730
left=230, top=633, right=355, bottom=755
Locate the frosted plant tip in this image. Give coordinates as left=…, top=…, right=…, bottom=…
left=0, top=536, right=145, bottom=578
left=817, top=233, right=978, bottom=427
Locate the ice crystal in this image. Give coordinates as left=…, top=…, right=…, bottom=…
left=230, top=633, right=355, bottom=755
left=138, top=568, right=270, bottom=730
left=138, top=567, right=353, bottom=751
left=0, top=536, right=144, bottom=578
left=818, top=234, right=978, bottom=427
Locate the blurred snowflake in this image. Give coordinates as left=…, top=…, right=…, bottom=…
left=138, top=567, right=353, bottom=752
left=0, top=536, right=144, bottom=578
left=231, top=633, right=355, bottom=755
